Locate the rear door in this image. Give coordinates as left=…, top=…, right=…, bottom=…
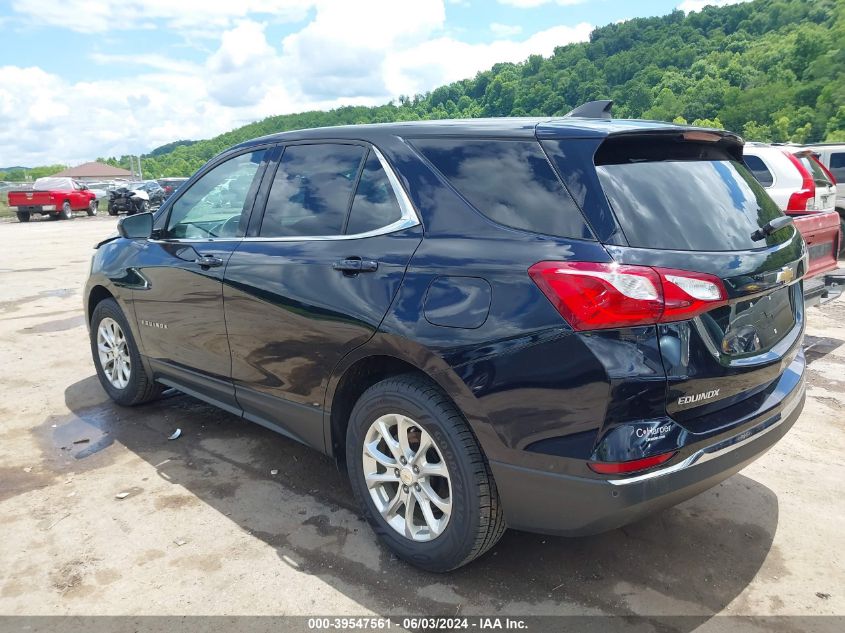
left=543, top=132, right=806, bottom=429
left=223, top=141, right=422, bottom=449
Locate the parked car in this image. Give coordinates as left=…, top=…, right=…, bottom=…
left=7, top=177, right=97, bottom=222
left=107, top=186, right=151, bottom=216
left=157, top=177, right=188, bottom=196
left=128, top=180, right=167, bottom=208
left=743, top=144, right=840, bottom=284
left=803, top=142, right=845, bottom=252
left=86, top=106, right=807, bottom=571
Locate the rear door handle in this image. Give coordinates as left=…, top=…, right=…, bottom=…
left=195, top=255, right=224, bottom=268
left=333, top=258, right=378, bottom=273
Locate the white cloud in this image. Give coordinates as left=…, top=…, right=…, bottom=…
left=490, top=23, right=523, bottom=37
left=9, top=0, right=311, bottom=33
left=498, top=0, right=586, bottom=7
left=383, top=22, right=592, bottom=97
left=677, top=0, right=750, bottom=12
left=0, top=1, right=594, bottom=167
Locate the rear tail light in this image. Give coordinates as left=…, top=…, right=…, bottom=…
left=588, top=451, right=676, bottom=475
left=528, top=262, right=727, bottom=331
left=784, top=151, right=816, bottom=212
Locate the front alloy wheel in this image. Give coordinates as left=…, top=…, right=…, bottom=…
left=89, top=298, right=162, bottom=406
left=96, top=317, right=131, bottom=389
left=363, top=413, right=452, bottom=541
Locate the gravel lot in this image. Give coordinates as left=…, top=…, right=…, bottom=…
left=0, top=215, right=843, bottom=628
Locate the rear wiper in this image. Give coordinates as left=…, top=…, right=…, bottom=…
left=751, top=216, right=794, bottom=242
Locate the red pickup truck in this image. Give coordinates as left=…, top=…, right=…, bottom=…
left=7, top=177, right=98, bottom=222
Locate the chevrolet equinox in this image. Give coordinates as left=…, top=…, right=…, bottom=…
left=85, top=102, right=807, bottom=571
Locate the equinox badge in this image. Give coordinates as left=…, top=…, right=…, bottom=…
left=678, top=389, right=720, bottom=405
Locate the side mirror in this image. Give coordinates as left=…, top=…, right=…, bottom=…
left=117, top=212, right=153, bottom=239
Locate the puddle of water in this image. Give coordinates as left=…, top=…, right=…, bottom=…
left=0, top=287, right=79, bottom=313
left=51, top=409, right=116, bottom=459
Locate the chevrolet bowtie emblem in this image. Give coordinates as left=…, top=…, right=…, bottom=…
left=775, top=267, right=794, bottom=284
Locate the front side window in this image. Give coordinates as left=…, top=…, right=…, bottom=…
left=166, top=149, right=266, bottom=239
left=260, top=144, right=365, bottom=237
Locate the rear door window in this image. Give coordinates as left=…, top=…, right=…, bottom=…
left=345, top=150, right=403, bottom=235
left=743, top=154, right=774, bottom=187
left=261, top=144, right=365, bottom=237
left=592, top=138, right=788, bottom=251
left=412, top=139, right=593, bottom=240
left=829, top=152, right=845, bottom=183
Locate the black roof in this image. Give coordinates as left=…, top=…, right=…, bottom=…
left=234, top=117, right=741, bottom=151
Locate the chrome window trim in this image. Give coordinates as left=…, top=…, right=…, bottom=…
left=151, top=144, right=420, bottom=245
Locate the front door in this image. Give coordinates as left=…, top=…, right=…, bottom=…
left=223, top=142, right=422, bottom=449
left=131, top=148, right=271, bottom=410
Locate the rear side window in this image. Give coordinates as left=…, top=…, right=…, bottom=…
left=593, top=138, right=787, bottom=251
left=261, top=144, right=365, bottom=237
left=412, top=139, right=593, bottom=240
left=743, top=154, right=774, bottom=187
left=346, top=151, right=402, bottom=234
left=829, top=152, right=845, bottom=183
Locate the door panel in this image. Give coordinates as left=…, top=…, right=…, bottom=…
left=222, top=142, right=422, bottom=449
left=131, top=148, right=269, bottom=407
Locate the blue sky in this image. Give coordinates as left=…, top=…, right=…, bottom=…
left=0, top=0, right=746, bottom=166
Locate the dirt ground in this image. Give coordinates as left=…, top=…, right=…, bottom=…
left=0, top=214, right=843, bottom=628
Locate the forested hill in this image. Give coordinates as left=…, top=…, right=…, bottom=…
left=116, top=0, right=845, bottom=178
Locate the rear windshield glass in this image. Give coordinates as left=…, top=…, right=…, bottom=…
left=796, top=154, right=833, bottom=187
left=412, top=138, right=594, bottom=240
left=594, top=138, right=789, bottom=251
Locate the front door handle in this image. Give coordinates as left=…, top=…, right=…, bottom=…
left=195, top=254, right=224, bottom=268
left=332, top=258, right=378, bottom=273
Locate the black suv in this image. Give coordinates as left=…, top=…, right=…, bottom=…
left=85, top=103, right=807, bottom=571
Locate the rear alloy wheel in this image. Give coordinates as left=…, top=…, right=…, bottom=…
left=87, top=200, right=98, bottom=216
left=90, top=298, right=162, bottom=406
left=16, top=211, right=30, bottom=223
left=347, top=374, right=505, bottom=572
left=60, top=201, right=73, bottom=220
left=362, top=413, right=453, bottom=541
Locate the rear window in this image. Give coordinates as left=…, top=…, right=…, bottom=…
left=743, top=154, right=774, bottom=187
left=593, top=137, right=788, bottom=251
left=412, top=139, right=594, bottom=240
left=796, top=153, right=833, bottom=187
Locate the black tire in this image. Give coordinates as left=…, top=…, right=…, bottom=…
left=90, top=298, right=163, bottom=406
left=16, top=211, right=30, bottom=223
left=141, top=200, right=150, bottom=213
left=107, top=202, right=117, bottom=216
left=346, top=374, right=505, bottom=572
left=60, top=201, right=73, bottom=220
left=87, top=200, right=98, bottom=216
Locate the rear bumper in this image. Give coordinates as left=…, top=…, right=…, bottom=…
left=491, top=368, right=805, bottom=536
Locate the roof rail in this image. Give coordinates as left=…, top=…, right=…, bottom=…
left=564, top=100, right=613, bottom=120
